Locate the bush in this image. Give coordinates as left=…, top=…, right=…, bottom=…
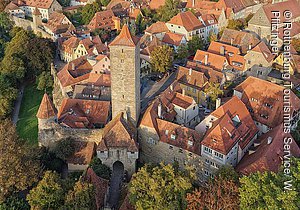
left=53, top=137, right=76, bottom=161
left=89, top=157, right=111, bottom=180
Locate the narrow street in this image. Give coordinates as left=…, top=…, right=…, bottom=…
left=107, top=161, right=124, bottom=209
left=141, top=72, right=176, bottom=112
left=12, top=84, right=25, bottom=125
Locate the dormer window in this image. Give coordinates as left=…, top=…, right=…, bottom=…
left=260, top=114, right=268, bottom=119
left=251, top=97, right=258, bottom=102
left=188, top=140, right=193, bottom=146
left=265, top=103, right=272, bottom=108
left=171, top=134, right=176, bottom=140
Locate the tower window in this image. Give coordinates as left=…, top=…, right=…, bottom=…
left=122, top=49, right=124, bottom=53
left=121, top=59, right=124, bottom=63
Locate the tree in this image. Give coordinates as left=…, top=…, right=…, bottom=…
left=36, top=71, right=53, bottom=92
left=208, top=31, right=217, bottom=43
left=100, top=0, right=111, bottom=6
left=0, top=194, right=30, bottom=210
left=53, top=137, right=76, bottom=161
left=204, top=82, right=224, bottom=106
left=176, top=44, right=189, bottom=61
left=150, top=45, right=174, bottom=73
left=129, top=163, right=193, bottom=210
left=155, top=0, right=180, bottom=22
left=0, top=12, right=13, bottom=58
left=227, top=19, right=244, bottom=30
left=0, top=120, right=41, bottom=202
left=57, top=0, right=71, bottom=7
left=80, top=1, right=102, bottom=25
left=89, top=157, right=111, bottom=180
left=64, top=180, right=96, bottom=209
left=186, top=175, right=240, bottom=210
left=188, top=35, right=204, bottom=55
left=0, top=74, right=17, bottom=118
left=239, top=158, right=300, bottom=210
left=27, top=171, right=65, bottom=209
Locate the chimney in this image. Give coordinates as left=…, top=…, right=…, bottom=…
left=189, top=68, right=192, bottom=75
left=215, top=98, right=221, bottom=109
left=158, top=103, right=162, bottom=118
left=230, top=38, right=233, bottom=45
left=267, top=136, right=272, bottom=144
left=105, top=41, right=108, bottom=46
left=71, top=63, right=75, bottom=70
left=123, top=111, right=128, bottom=121
left=170, top=84, right=173, bottom=91
left=220, top=46, right=225, bottom=56
left=182, top=88, right=186, bottom=96
left=192, top=0, right=195, bottom=7
left=248, top=44, right=252, bottom=50
left=204, top=54, right=208, bottom=65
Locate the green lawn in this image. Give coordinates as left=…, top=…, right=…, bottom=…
left=17, top=83, right=44, bottom=145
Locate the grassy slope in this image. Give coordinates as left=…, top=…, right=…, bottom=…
left=17, top=83, right=43, bottom=145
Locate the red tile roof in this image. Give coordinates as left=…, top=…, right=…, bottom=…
left=84, top=168, right=109, bottom=209
left=203, top=96, right=258, bottom=155
left=194, top=50, right=227, bottom=71
left=58, top=99, right=110, bottom=129
left=168, top=11, right=203, bottom=31
left=251, top=41, right=275, bottom=63
left=36, top=93, right=56, bottom=119
left=162, top=32, right=185, bottom=47
left=145, top=21, right=169, bottom=34
left=149, top=0, right=165, bottom=10
left=44, top=12, right=73, bottom=34
left=109, top=25, right=139, bottom=47
left=97, top=113, right=138, bottom=152
left=66, top=141, right=96, bottom=165
left=13, top=0, right=57, bottom=9
left=235, top=76, right=300, bottom=128
left=157, top=119, right=203, bottom=155
left=61, top=36, right=80, bottom=54
left=88, top=10, right=117, bottom=31
left=176, top=66, right=208, bottom=89
left=236, top=124, right=300, bottom=175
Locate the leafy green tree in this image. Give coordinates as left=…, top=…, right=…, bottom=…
left=0, top=12, right=13, bottom=58
left=100, top=0, right=110, bottom=6
left=89, top=157, right=111, bottom=180
left=204, top=82, right=224, bottom=107
left=208, top=31, right=217, bottom=43
left=36, top=71, right=53, bottom=92
left=150, top=45, right=174, bottom=73
left=239, top=158, right=300, bottom=210
left=64, top=180, right=96, bottom=209
left=188, top=35, right=204, bottom=55
left=227, top=19, right=244, bottom=30
left=129, top=163, right=193, bottom=210
left=176, top=44, right=189, bottom=60
left=0, top=194, right=30, bottom=210
left=0, top=75, right=17, bottom=118
left=155, top=0, right=180, bottom=22
left=0, top=120, right=41, bottom=202
left=57, top=0, right=71, bottom=7
left=80, top=1, right=102, bottom=25
left=53, top=137, right=76, bottom=161
left=27, top=171, right=65, bottom=209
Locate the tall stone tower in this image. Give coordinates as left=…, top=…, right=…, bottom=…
left=109, top=25, right=140, bottom=126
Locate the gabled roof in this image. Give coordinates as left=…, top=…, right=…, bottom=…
left=4, top=2, right=20, bottom=11
left=145, top=21, right=169, bottom=34
left=250, top=41, right=275, bottom=63
left=236, top=124, right=300, bottom=175
left=87, top=10, right=117, bottom=31
left=36, top=93, right=56, bottom=119
left=220, top=29, right=260, bottom=54
left=176, top=66, right=208, bottom=89
left=97, top=113, right=138, bottom=152
left=109, top=25, right=139, bottom=47
left=44, top=12, right=73, bottom=34
left=202, top=96, right=258, bottom=155
left=168, top=11, right=203, bottom=31
left=58, top=99, right=110, bottom=129
left=149, top=0, right=166, bottom=10
left=84, top=168, right=109, bottom=209
left=13, top=0, right=56, bottom=9
left=235, top=76, right=300, bottom=128
left=217, top=0, right=257, bottom=13
left=66, top=141, right=95, bottom=165
left=162, top=32, right=185, bottom=46
left=194, top=50, right=227, bottom=71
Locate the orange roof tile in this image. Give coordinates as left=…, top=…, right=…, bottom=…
left=194, top=50, right=227, bottom=71
left=176, top=66, right=208, bottom=89
left=36, top=93, right=56, bottom=119
left=44, top=12, right=73, bottom=34
left=98, top=113, right=138, bottom=152
left=168, top=11, right=203, bottom=31
left=109, top=25, right=139, bottom=47
left=235, top=76, right=300, bottom=128
left=236, top=124, right=300, bottom=175
left=145, top=21, right=169, bottom=34
left=88, top=10, right=117, bottom=31
left=251, top=41, right=275, bottom=63
left=58, top=98, right=110, bottom=129
left=13, top=0, right=56, bottom=9
left=162, top=32, right=185, bottom=46
left=84, top=168, right=109, bottom=209
left=66, top=141, right=95, bottom=165
left=149, top=0, right=165, bottom=10
left=203, top=96, right=258, bottom=154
